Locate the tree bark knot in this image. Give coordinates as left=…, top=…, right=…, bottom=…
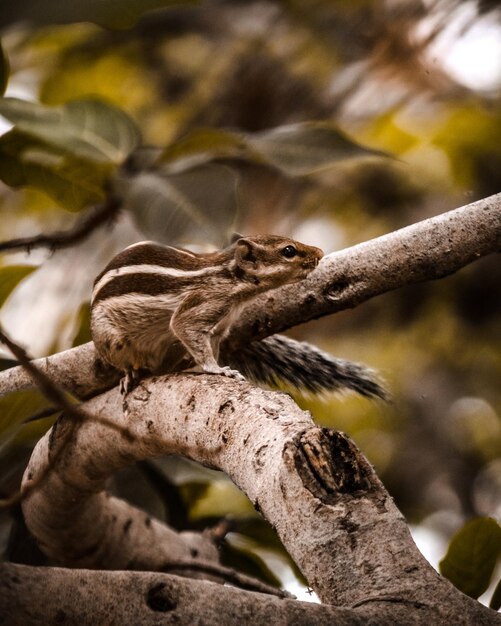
left=292, top=429, right=374, bottom=503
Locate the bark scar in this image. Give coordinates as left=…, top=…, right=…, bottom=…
left=291, top=429, right=373, bottom=502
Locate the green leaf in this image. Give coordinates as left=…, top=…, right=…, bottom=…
left=0, top=0, right=199, bottom=30
left=161, top=128, right=253, bottom=167
left=0, top=97, right=140, bottom=164
left=247, top=122, right=389, bottom=176
left=0, top=389, right=50, bottom=444
left=0, top=265, right=37, bottom=309
left=0, top=41, right=9, bottom=96
left=439, top=517, right=501, bottom=599
left=161, top=122, right=389, bottom=177
left=185, top=480, right=255, bottom=521
left=117, top=163, right=239, bottom=247
left=221, top=538, right=282, bottom=588
left=490, top=577, right=501, bottom=611
left=0, top=130, right=110, bottom=211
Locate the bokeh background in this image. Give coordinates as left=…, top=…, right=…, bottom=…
left=0, top=0, right=500, bottom=603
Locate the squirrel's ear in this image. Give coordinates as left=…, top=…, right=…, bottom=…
left=234, top=238, right=258, bottom=267
left=230, top=231, right=245, bottom=244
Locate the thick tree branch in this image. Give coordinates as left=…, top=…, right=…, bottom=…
left=0, top=564, right=363, bottom=626
left=0, top=193, right=499, bottom=400
left=0, top=195, right=121, bottom=254
left=19, top=374, right=498, bottom=623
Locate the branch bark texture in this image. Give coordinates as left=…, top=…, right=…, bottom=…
left=1, top=193, right=499, bottom=400
left=0, top=564, right=362, bottom=626
left=19, top=374, right=499, bottom=624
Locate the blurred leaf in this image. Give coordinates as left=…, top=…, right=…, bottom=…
left=117, top=163, right=239, bottom=247
left=439, top=517, right=501, bottom=599
left=0, top=265, right=37, bottom=309
left=161, top=123, right=389, bottom=177
left=0, top=389, right=50, bottom=445
left=248, top=122, right=389, bottom=176
left=0, top=130, right=110, bottom=211
left=185, top=480, right=255, bottom=521
left=0, top=42, right=9, bottom=96
left=71, top=302, right=91, bottom=347
left=0, top=0, right=199, bottom=30
left=490, top=577, right=501, bottom=611
left=0, top=97, right=140, bottom=164
left=221, top=538, right=281, bottom=588
left=232, top=518, right=291, bottom=555
left=161, top=128, right=252, bottom=167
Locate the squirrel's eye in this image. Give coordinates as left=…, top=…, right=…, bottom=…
left=281, top=245, right=297, bottom=258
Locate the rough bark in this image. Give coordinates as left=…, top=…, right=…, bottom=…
left=1, top=193, right=499, bottom=400
left=0, top=563, right=363, bottom=626
left=19, top=374, right=499, bottom=624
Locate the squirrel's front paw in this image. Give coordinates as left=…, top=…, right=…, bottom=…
left=120, top=368, right=141, bottom=395
left=203, top=364, right=246, bottom=381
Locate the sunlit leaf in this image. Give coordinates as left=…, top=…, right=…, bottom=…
left=0, top=0, right=199, bottom=30
left=0, top=130, right=110, bottom=211
left=185, top=480, right=255, bottom=521
left=161, top=122, right=388, bottom=178
left=439, top=517, right=501, bottom=599
left=0, top=265, right=37, bottom=309
left=0, top=97, right=140, bottom=164
left=117, top=163, right=239, bottom=247
left=0, top=42, right=9, bottom=96
left=0, top=389, right=50, bottom=444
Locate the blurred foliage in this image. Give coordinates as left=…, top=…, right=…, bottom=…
left=0, top=0, right=200, bottom=30
left=0, top=42, right=8, bottom=96
left=0, top=0, right=500, bottom=598
left=440, top=517, right=501, bottom=602
left=71, top=301, right=91, bottom=347
left=0, top=265, right=36, bottom=307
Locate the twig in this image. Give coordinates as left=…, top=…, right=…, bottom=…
left=0, top=194, right=122, bottom=254
left=207, top=517, right=238, bottom=544
left=0, top=327, right=135, bottom=509
left=162, top=558, right=294, bottom=599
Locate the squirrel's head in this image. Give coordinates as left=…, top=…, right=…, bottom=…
left=231, top=235, right=323, bottom=287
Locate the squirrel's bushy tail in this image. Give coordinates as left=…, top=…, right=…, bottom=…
left=225, top=334, right=388, bottom=400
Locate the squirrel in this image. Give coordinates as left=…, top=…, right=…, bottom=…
left=90, top=235, right=387, bottom=399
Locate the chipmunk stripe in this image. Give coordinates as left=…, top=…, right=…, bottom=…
left=93, top=243, right=205, bottom=286
left=92, top=264, right=221, bottom=304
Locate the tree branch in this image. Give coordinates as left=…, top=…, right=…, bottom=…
left=0, top=563, right=363, bottom=626
left=19, top=374, right=498, bottom=623
left=0, top=193, right=499, bottom=401
left=0, top=194, right=121, bottom=254
left=225, top=191, right=501, bottom=348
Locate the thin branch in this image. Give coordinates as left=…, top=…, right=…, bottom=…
left=162, top=559, right=293, bottom=598
left=0, top=326, right=135, bottom=509
left=0, top=194, right=122, bottom=254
